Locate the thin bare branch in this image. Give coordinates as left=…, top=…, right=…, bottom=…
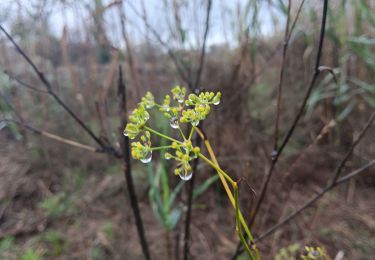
left=250, top=0, right=328, bottom=227
left=1, top=119, right=98, bottom=153
left=331, top=111, right=375, bottom=183
left=0, top=24, right=121, bottom=158
left=3, top=70, right=49, bottom=94
left=255, top=159, right=375, bottom=242
left=273, top=0, right=292, bottom=151
left=194, top=0, right=212, bottom=89
left=125, top=1, right=193, bottom=90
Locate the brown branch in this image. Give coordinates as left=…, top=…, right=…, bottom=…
left=1, top=119, right=98, bottom=153
left=232, top=1, right=328, bottom=258
left=194, top=0, right=212, bottom=89
left=118, top=1, right=142, bottom=100
left=330, top=111, right=375, bottom=183
left=0, top=24, right=121, bottom=158
left=255, top=159, right=375, bottom=242
left=125, top=1, right=193, bottom=90
left=3, top=70, right=49, bottom=94
left=249, top=0, right=328, bottom=228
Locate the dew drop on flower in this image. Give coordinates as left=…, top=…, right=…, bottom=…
left=213, top=100, right=220, bottom=105
left=165, top=153, right=172, bottom=160
left=123, top=130, right=128, bottom=137
left=162, top=104, right=170, bottom=112
left=140, top=150, right=152, bottom=163
left=177, top=94, right=185, bottom=103
left=191, top=120, right=199, bottom=127
left=170, top=117, right=179, bottom=129
left=179, top=171, right=193, bottom=181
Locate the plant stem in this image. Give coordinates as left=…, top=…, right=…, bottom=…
left=144, top=126, right=182, bottom=144
left=198, top=153, right=235, bottom=186
left=178, top=125, right=187, bottom=141
left=150, top=145, right=173, bottom=151
left=188, top=126, right=195, bottom=140
left=198, top=152, right=258, bottom=258
left=234, top=183, right=254, bottom=259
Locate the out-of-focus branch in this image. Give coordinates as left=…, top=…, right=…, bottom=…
left=0, top=119, right=98, bottom=153
left=118, top=1, right=142, bottom=100
left=125, top=1, right=193, bottom=90
left=232, top=1, right=328, bottom=258
left=0, top=24, right=121, bottom=158
left=194, top=0, right=212, bottom=89
left=273, top=0, right=292, bottom=151
left=249, top=0, right=328, bottom=228
left=330, top=111, right=375, bottom=183
left=3, top=70, right=49, bottom=94
left=255, top=158, right=375, bottom=242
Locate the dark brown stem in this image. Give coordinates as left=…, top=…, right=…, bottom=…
left=250, top=0, right=328, bottom=228
left=232, top=1, right=328, bottom=258
left=183, top=132, right=202, bottom=260
left=118, top=65, right=152, bottom=260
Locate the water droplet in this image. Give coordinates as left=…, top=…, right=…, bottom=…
left=177, top=94, right=184, bottom=103
left=140, top=150, right=152, bottom=163
left=191, top=120, right=199, bottom=126
left=123, top=131, right=128, bottom=137
left=162, top=105, right=170, bottom=112
left=170, top=117, right=179, bottom=129
left=271, top=150, right=278, bottom=161
left=165, top=153, right=172, bottom=160
left=213, top=100, right=220, bottom=105
left=179, top=171, right=192, bottom=181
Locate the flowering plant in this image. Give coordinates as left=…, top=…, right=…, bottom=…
left=124, top=86, right=259, bottom=259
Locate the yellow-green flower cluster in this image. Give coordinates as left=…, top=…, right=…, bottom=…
left=141, top=91, right=155, bottom=109
left=130, top=131, right=152, bottom=161
left=171, top=85, right=186, bottom=103
left=123, top=86, right=221, bottom=172
left=164, top=140, right=200, bottom=179
left=159, top=87, right=186, bottom=119
left=124, top=105, right=150, bottom=139
left=180, top=92, right=221, bottom=126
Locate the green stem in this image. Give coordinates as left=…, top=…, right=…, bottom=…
left=188, top=126, right=195, bottom=140
left=198, top=153, right=236, bottom=186
left=178, top=125, right=187, bottom=141
left=144, top=126, right=182, bottom=144
left=150, top=145, right=173, bottom=151
left=234, top=183, right=254, bottom=259
left=198, top=152, right=258, bottom=258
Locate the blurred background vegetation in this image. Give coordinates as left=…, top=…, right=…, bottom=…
left=0, top=0, right=374, bottom=259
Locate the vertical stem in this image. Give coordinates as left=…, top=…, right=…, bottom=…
left=119, top=65, right=151, bottom=260
left=183, top=133, right=202, bottom=260
left=166, top=230, right=171, bottom=260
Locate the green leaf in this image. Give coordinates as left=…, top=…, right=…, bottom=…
left=193, top=175, right=219, bottom=199
left=167, top=208, right=182, bottom=230
left=337, top=100, right=356, bottom=121
left=167, top=181, right=185, bottom=210
left=348, top=36, right=375, bottom=45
